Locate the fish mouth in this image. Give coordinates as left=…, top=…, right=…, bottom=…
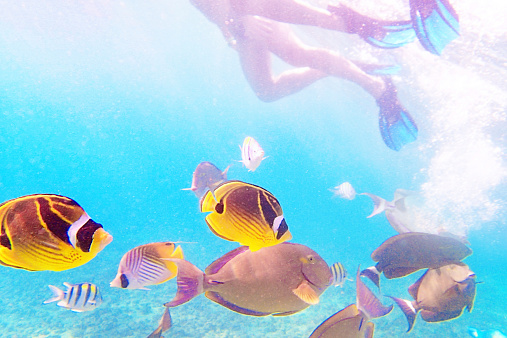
left=301, top=269, right=326, bottom=291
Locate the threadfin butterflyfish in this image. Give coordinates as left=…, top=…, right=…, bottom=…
left=165, top=243, right=332, bottom=316
left=0, top=194, right=112, bottom=271
left=200, top=180, right=291, bottom=251
left=183, top=162, right=229, bottom=199
left=44, top=282, right=102, bottom=312
left=240, top=137, right=266, bottom=172
left=110, top=242, right=184, bottom=290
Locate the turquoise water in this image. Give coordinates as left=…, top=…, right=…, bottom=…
left=0, top=1, right=506, bottom=337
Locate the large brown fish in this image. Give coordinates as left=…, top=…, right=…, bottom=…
left=361, top=232, right=472, bottom=287
left=389, top=263, right=477, bottom=332
left=165, top=243, right=332, bottom=316
left=309, top=267, right=392, bottom=338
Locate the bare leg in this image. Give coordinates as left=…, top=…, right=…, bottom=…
left=230, top=0, right=347, bottom=31
left=236, top=40, right=328, bottom=102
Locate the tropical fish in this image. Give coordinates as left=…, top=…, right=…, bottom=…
left=44, top=282, right=102, bottom=312
left=329, top=182, right=356, bottom=200
left=0, top=194, right=113, bottom=271
left=389, top=263, right=477, bottom=332
left=308, top=304, right=373, bottom=338
left=362, top=189, right=468, bottom=242
left=165, top=243, right=332, bottom=316
left=200, top=180, right=291, bottom=251
left=183, top=162, right=229, bottom=199
left=330, top=262, right=348, bottom=287
left=468, top=327, right=507, bottom=338
left=147, top=307, right=172, bottom=338
left=309, top=267, right=392, bottom=338
left=361, top=232, right=472, bottom=288
left=110, top=242, right=184, bottom=290
left=239, top=136, right=266, bottom=171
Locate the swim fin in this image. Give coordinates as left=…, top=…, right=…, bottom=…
left=409, top=0, right=460, bottom=55
left=376, top=79, right=418, bottom=151
left=328, top=4, right=416, bottom=49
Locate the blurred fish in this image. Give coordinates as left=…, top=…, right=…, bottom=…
left=389, top=263, right=477, bottom=332
left=361, top=232, right=472, bottom=288
left=468, top=327, right=506, bottom=338
left=309, top=267, right=392, bottom=338
left=44, top=282, right=102, bottom=312
left=330, top=262, right=348, bottom=287
left=147, top=307, right=172, bottom=338
left=165, top=243, right=332, bottom=316
left=200, top=180, right=291, bottom=251
left=0, top=194, right=112, bottom=271
left=329, top=182, right=356, bottom=200
left=183, top=162, right=229, bottom=199
left=110, top=242, right=184, bottom=290
left=361, top=189, right=468, bottom=242
left=239, top=136, right=266, bottom=171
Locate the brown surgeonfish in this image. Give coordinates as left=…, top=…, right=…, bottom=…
left=388, top=263, right=477, bottom=332
left=200, top=180, right=292, bottom=251
left=309, top=266, right=392, bottom=338
left=361, top=232, right=472, bottom=288
left=165, top=243, right=332, bottom=316
left=183, top=162, right=229, bottom=199
left=0, top=194, right=112, bottom=271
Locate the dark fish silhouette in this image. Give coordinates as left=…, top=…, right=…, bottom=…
left=361, top=232, right=472, bottom=287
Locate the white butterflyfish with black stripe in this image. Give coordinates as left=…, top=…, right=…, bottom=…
left=329, top=182, right=356, bottom=200
left=110, top=242, right=184, bottom=290
left=44, top=282, right=102, bottom=312
left=330, top=262, right=348, bottom=287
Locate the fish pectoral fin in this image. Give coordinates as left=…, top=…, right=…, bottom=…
left=292, top=280, right=319, bottom=305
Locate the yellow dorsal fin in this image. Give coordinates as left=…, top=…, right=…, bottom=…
left=292, top=280, right=319, bottom=305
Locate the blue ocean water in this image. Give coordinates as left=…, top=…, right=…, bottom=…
left=0, top=1, right=505, bottom=337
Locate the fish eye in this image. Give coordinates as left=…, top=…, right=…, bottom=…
left=306, top=255, right=315, bottom=264
left=120, top=274, right=129, bottom=288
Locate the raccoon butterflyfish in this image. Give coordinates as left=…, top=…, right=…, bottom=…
left=200, top=180, right=291, bottom=251
left=44, top=282, right=102, bottom=312
left=110, top=242, right=184, bottom=290
left=165, top=243, right=332, bottom=316
left=0, top=194, right=112, bottom=271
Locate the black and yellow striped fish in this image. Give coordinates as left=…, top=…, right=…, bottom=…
left=44, top=282, right=102, bottom=312
left=200, top=180, right=291, bottom=251
left=0, top=194, right=112, bottom=271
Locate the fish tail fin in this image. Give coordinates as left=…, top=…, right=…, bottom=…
left=43, top=285, right=64, bottom=304
left=163, top=258, right=204, bottom=308
left=356, top=266, right=393, bottom=319
left=360, top=266, right=381, bottom=289
left=387, top=296, right=418, bottom=332
left=360, top=193, right=388, bottom=218
left=147, top=307, right=172, bottom=338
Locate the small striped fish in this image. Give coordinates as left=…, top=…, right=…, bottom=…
left=44, top=282, right=102, bottom=312
left=330, top=262, right=348, bottom=287
left=240, top=136, right=266, bottom=172
left=329, top=182, right=356, bottom=200
left=110, top=242, right=183, bottom=290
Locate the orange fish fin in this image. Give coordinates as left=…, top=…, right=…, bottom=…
left=292, top=280, right=319, bottom=305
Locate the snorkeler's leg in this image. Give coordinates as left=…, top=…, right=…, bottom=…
left=236, top=39, right=327, bottom=102
left=230, top=0, right=348, bottom=31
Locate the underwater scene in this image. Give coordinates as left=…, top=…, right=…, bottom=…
left=0, top=0, right=506, bottom=337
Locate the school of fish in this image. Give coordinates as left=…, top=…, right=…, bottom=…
left=1, top=135, right=478, bottom=337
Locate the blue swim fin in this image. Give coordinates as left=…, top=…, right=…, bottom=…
left=376, top=79, right=418, bottom=151
left=328, top=4, right=416, bottom=49
left=410, top=0, right=460, bottom=55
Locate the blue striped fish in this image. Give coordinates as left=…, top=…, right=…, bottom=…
left=110, top=242, right=183, bottom=290
left=44, top=282, right=102, bottom=312
left=330, top=262, right=348, bottom=287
